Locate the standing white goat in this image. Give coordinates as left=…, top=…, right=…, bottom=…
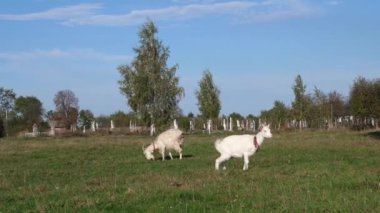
left=143, top=129, right=184, bottom=160
left=215, top=124, right=272, bottom=170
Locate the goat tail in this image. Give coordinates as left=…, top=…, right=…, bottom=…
left=214, top=138, right=223, bottom=153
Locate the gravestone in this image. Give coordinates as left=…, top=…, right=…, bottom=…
left=110, top=120, right=115, bottom=130
left=32, top=123, right=38, bottom=137
left=229, top=117, right=233, bottom=131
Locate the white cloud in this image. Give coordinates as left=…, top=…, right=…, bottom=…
left=0, top=3, right=101, bottom=21
left=0, top=48, right=129, bottom=62
left=238, top=0, right=319, bottom=23
left=0, top=1, right=319, bottom=26
left=64, top=1, right=257, bottom=26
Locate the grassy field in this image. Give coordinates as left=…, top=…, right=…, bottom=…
left=0, top=130, right=379, bottom=212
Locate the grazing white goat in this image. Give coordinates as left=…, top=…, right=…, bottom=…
left=215, top=124, right=272, bottom=170
left=143, top=129, right=184, bottom=160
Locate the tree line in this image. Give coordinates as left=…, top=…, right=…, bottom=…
left=1, top=20, right=379, bottom=137
left=262, top=75, right=380, bottom=130
left=117, top=20, right=380, bottom=131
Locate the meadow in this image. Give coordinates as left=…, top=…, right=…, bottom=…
left=0, top=130, right=379, bottom=212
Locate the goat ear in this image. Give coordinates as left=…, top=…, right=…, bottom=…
left=267, top=124, right=271, bottom=128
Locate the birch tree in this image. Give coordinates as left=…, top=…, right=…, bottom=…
left=292, top=75, right=307, bottom=130
left=118, top=20, right=184, bottom=129
left=196, top=70, right=221, bottom=119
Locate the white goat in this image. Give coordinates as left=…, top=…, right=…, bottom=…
left=215, top=124, right=272, bottom=170
left=143, top=129, right=184, bottom=160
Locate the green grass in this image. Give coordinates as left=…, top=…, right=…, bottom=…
left=0, top=130, right=379, bottom=212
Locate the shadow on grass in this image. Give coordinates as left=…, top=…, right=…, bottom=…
left=164, top=154, right=194, bottom=160
left=366, top=131, right=380, bottom=140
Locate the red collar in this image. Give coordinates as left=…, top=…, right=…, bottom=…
left=254, top=136, right=260, bottom=151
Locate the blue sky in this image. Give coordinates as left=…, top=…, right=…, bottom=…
left=0, top=0, right=379, bottom=117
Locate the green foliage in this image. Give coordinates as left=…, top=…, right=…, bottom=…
left=14, top=96, right=44, bottom=128
left=0, top=131, right=379, bottom=211
left=286, top=75, right=349, bottom=130
left=0, top=87, right=16, bottom=117
left=177, top=116, right=190, bottom=131
left=348, top=77, right=380, bottom=129
left=53, top=90, right=79, bottom=129
left=0, top=87, right=16, bottom=136
left=309, top=87, right=330, bottom=128
left=78, top=109, right=94, bottom=129
left=95, top=115, right=110, bottom=128
left=291, top=75, right=308, bottom=126
left=195, top=70, right=221, bottom=119
left=246, top=114, right=257, bottom=120
left=261, top=100, right=289, bottom=129
left=374, top=80, right=380, bottom=120
left=229, top=112, right=244, bottom=121
left=349, top=77, right=371, bottom=117
left=110, top=111, right=138, bottom=127
left=118, top=20, right=184, bottom=129
left=328, top=91, right=347, bottom=118
left=349, top=77, right=378, bottom=117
